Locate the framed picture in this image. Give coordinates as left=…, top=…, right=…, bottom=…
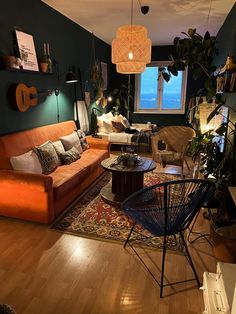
left=15, top=30, right=39, bottom=71
left=101, top=62, right=107, bottom=90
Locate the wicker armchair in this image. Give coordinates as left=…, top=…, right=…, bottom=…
left=151, top=126, right=196, bottom=176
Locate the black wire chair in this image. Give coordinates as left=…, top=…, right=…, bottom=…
left=121, top=179, right=215, bottom=298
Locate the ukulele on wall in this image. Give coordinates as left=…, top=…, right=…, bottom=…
left=15, top=83, right=52, bottom=112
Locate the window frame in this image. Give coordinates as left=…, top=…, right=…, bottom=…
left=134, top=61, right=188, bottom=114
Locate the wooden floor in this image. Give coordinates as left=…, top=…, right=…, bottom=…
left=0, top=153, right=217, bottom=314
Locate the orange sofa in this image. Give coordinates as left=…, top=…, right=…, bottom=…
left=0, top=121, right=110, bottom=224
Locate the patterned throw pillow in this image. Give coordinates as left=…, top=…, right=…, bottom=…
left=33, top=141, right=60, bottom=174
left=111, top=120, right=125, bottom=133
left=75, top=130, right=89, bottom=151
left=60, top=132, right=83, bottom=154
left=59, top=146, right=81, bottom=165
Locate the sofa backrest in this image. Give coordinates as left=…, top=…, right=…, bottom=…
left=0, top=120, right=77, bottom=170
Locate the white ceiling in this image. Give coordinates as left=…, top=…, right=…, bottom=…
left=42, top=0, right=235, bottom=45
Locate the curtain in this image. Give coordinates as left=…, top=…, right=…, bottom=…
left=74, top=101, right=89, bottom=133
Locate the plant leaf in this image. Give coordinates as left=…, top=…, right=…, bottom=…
left=207, top=104, right=223, bottom=123
left=162, top=72, right=170, bottom=82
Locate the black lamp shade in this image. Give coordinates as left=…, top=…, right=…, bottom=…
left=65, top=70, right=78, bottom=83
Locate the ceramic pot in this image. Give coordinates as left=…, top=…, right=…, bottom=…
left=40, top=62, right=48, bottom=72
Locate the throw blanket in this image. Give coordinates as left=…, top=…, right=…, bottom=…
left=108, top=133, right=133, bottom=144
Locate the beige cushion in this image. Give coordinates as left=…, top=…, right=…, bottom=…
left=53, top=140, right=65, bottom=165
left=10, top=150, right=43, bottom=174
left=119, top=114, right=130, bottom=128
left=60, top=132, right=83, bottom=154
left=103, top=120, right=113, bottom=133
left=34, top=141, right=60, bottom=174
left=53, top=140, right=65, bottom=155
left=97, top=112, right=114, bottom=134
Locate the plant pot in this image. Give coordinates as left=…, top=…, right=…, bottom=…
left=210, top=224, right=236, bottom=262
left=40, top=62, right=48, bottom=72
left=1, top=55, right=20, bottom=69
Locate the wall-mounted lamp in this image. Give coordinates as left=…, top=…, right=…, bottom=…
left=65, top=69, right=79, bottom=84
left=65, top=66, right=80, bottom=128
left=53, top=60, right=81, bottom=126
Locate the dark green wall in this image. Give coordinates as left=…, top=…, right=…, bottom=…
left=214, top=3, right=236, bottom=183
left=0, top=0, right=112, bottom=135
left=214, top=2, right=236, bottom=111
left=214, top=2, right=236, bottom=67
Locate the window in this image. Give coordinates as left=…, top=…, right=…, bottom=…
left=135, top=62, right=188, bottom=114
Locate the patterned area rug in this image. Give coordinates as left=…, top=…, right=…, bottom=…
left=52, top=171, right=182, bottom=251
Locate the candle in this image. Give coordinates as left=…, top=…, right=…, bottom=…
left=47, top=43, right=50, bottom=56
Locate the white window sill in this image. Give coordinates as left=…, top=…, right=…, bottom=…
left=133, top=111, right=185, bottom=115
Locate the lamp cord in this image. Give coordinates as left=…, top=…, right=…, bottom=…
left=131, top=0, right=133, bottom=25
left=56, top=94, right=60, bottom=123
left=205, top=0, right=213, bottom=30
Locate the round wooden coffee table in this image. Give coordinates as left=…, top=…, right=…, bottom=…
left=101, top=156, right=156, bottom=206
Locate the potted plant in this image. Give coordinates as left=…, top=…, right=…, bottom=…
left=109, top=84, right=134, bottom=120
left=0, top=40, right=21, bottom=70
left=166, top=28, right=236, bottom=261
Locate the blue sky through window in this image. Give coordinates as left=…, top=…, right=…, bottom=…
left=139, top=66, right=183, bottom=110
left=140, top=67, right=158, bottom=109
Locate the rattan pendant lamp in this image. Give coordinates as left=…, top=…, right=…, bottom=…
left=112, top=0, right=151, bottom=74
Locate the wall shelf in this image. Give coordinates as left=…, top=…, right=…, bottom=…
left=0, top=68, right=54, bottom=75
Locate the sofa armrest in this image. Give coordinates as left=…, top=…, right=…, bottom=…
left=0, top=170, right=53, bottom=192
left=0, top=170, right=54, bottom=223
left=87, top=137, right=110, bottom=151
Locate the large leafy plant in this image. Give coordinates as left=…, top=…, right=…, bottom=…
left=109, top=84, right=133, bottom=117
left=161, top=28, right=218, bottom=99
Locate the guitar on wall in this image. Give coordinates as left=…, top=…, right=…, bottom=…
left=15, top=83, right=52, bottom=112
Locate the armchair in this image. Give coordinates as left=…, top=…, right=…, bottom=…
left=151, top=126, right=196, bottom=177
left=122, top=178, right=215, bottom=297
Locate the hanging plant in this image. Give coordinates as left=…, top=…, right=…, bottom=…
left=90, top=59, right=104, bottom=100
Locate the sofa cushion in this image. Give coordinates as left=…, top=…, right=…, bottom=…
left=97, top=112, right=114, bottom=134
left=59, top=146, right=81, bottom=165
left=34, top=141, right=59, bottom=174
left=52, top=140, right=65, bottom=165
left=53, top=140, right=65, bottom=155
left=10, top=150, right=43, bottom=174
left=103, top=120, right=113, bottom=133
left=111, top=120, right=125, bottom=133
left=119, top=114, right=130, bottom=128
left=76, top=130, right=89, bottom=151
left=50, top=149, right=108, bottom=199
left=60, top=132, right=83, bottom=154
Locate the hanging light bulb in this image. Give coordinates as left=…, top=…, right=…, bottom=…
left=128, top=51, right=134, bottom=60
